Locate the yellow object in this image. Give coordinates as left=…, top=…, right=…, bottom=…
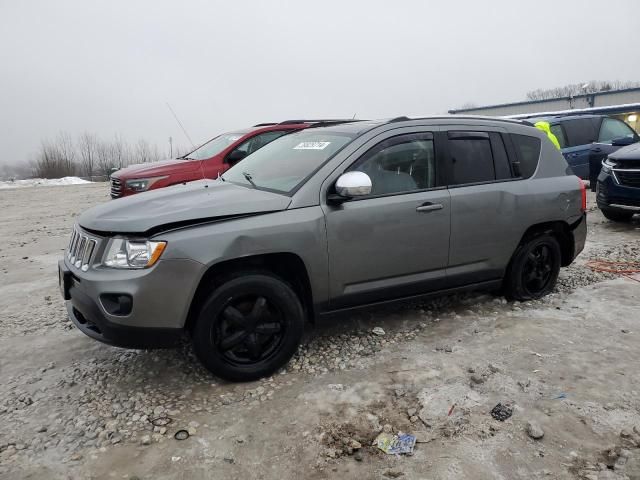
left=534, top=121, right=561, bottom=150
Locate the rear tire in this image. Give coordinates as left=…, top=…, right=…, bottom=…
left=601, top=208, right=635, bottom=222
left=192, top=273, right=305, bottom=382
left=504, top=234, right=561, bottom=301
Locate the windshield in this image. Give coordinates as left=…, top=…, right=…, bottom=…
left=222, top=130, right=355, bottom=194
left=183, top=132, right=246, bottom=160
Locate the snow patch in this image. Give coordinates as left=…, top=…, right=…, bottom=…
left=0, top=177, right=92, bottom=189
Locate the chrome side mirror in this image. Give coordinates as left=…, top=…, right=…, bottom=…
left=335, top=171, right=372, bottom=198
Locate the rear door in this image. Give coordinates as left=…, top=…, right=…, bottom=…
left=323, top=129, right=451, bottom=309
left=560, top=118, right=599, bottom=179
left=442, top=127, right=523, bottom=285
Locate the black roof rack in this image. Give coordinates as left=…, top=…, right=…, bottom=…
left=278, top=119, right=360, bottom=125
left=252, top=122, right=278, bottom=127
left=387, top=115, right=534, bottom=127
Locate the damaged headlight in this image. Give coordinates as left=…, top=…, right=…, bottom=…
left=103, top=239, right=167, bottom=269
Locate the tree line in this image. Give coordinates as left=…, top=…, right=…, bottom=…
left=32, top=132, right=189, bottom=179
left=526, top=80, right=640, bottom=101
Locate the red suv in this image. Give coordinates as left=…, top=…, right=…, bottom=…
left=110, top=121, right=330, bottom=198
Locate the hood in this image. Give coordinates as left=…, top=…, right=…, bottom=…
left=610, top=142, right=640, bottom=161
left=113, top=158, right=202, bottom=178
left=79, top=180, right=291, bottom=234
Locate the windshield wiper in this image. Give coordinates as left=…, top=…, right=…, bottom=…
left=242, top=171, right=256, bottom=188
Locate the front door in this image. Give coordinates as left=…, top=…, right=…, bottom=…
left=322, top=132, right=451, bottom=309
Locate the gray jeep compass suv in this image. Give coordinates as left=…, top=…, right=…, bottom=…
left=59, top=116, right=587, bottom=381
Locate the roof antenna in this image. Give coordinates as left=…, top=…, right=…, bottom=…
left=166, top=102, right=206, bottom=182
left=166, top=102, right=195, bottom=149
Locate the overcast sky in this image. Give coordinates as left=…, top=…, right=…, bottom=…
left=1, top=0, right=639, bottom=165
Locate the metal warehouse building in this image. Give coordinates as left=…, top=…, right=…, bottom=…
left=449, top=87, right=640, bottom=132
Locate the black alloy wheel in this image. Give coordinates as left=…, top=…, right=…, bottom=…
left=215, top=295, right=285, bottom=365
left=192, top=273, right=305, bottom=382
left=504, top=234, right=561, bottom=301
left=522, top=244, right=555, bottom=297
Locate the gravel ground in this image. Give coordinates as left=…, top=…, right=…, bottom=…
left=1, top=183, right=639, bottom=480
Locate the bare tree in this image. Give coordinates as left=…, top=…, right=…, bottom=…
left=77, top=132, right=99, bottom=178
left=33, top=137, right=76, bottom=178
left=456, top=102, right=478, bottom=110
left=57, top=131, right=76, bottom=175
left=95, top=140, right=114, bottom=176
left=110, top=134, right=128, bottom=168
left=134, top=138, right=153, bottom=164
left=25, top=131, right=168, bottom=179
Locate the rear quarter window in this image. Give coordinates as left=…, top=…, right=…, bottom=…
left=511, top=134, right=541, bottom=178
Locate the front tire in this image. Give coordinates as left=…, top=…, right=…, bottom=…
left=192, top=273, right=305, bottom=382
left=601, top=208, right=635, bottom=222
left=504, top=234, right=561, bottom=301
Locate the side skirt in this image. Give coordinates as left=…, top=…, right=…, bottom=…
left=317, top=279, right=503, bottom=319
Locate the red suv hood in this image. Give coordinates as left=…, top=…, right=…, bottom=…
left=113, top=158, right=202, bottom=179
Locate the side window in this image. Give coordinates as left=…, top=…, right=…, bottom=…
left=511, top=134, right=541, bottom=178
left=349, top=133, right=435, bottom=196
left=549, top=124, right=568, bottom=148
left=598, top=118, right=636, bottom=142
left=447, top=132, right=495, bottom=185
left=228, top=131, right=290, bottom=164
left=563, top=119, right=597, bottom=146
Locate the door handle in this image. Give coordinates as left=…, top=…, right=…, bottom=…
left=416, top=203, right=443, bottom=213
left=592, top=147, right=602, bottom=153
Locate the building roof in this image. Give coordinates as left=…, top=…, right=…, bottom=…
left=506, top=103, right=640, bottom=119
left=448, top=87, right=640, bottom=114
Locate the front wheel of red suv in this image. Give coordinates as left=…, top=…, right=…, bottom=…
left=192, top=273, right=305, bottom=382
left=504, top=234, right=561, bottom=301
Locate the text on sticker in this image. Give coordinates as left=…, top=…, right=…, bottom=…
left=293, top=141, right=331, bottom=150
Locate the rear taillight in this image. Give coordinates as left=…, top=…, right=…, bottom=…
left=579, top=178, right=587, bottom=212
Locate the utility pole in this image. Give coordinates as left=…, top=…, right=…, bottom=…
left=169, top=136, right=173, bottom=158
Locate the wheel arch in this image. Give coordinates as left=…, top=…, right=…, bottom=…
left=516, top=220, right=574, bottom=267
left=184, top=252, right=314, bottom=332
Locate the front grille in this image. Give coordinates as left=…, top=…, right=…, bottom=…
left=614, top=170, right=640, bottom=188
left=110, top=177, right=122, bottom=198
left=67, top=227, right=98, bottom=272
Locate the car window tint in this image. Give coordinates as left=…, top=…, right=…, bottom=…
left=447, top=133, right=496, bottom=185
left=511, top=134, right=541, bottom=178
left=350, top=134, right=435, bottom=195
left=563, top=119, right=597, bottom=146
left=598, top=118, right=636, bottom=142
left=550, top=124, right=568, bottom=148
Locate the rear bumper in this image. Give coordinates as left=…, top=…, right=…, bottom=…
left=570, top=213, right=587, bottom=262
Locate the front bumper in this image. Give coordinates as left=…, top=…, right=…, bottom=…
left=596, top=172, right=640, bottom=210
left=59, top=256, right=204, bottom=349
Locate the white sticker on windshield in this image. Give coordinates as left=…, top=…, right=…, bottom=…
left=293, top=141, right=331, bottom=150
left=227, top=135, right=242, bottom=142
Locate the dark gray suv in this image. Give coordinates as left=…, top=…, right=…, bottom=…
left=59, top=116, right=587, bottom=381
